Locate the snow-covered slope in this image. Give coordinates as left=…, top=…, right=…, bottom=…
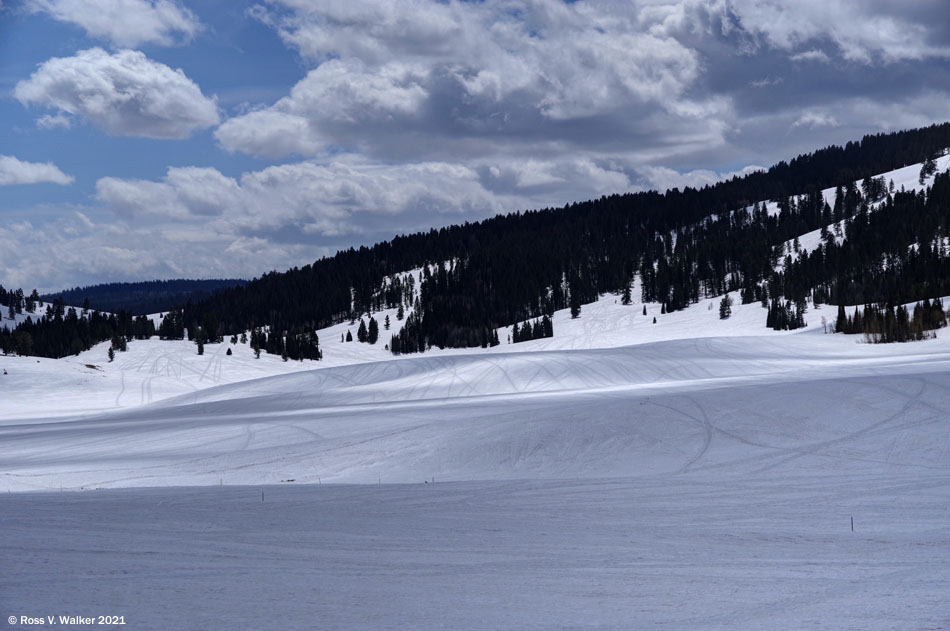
left=3, top=328, right=949, bottom=630
left=3, top=330, right=949, bottom=490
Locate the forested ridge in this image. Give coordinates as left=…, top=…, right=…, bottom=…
left=43, top=279, right=247, bottom=315
left=4, top=122, right=950, bottom=358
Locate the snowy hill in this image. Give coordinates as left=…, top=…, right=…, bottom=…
left=3, top=325, right=949, bottom=490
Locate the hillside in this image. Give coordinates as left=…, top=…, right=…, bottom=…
left=175, top=123, right=950, bottom=355
left=4, top=124, right=950, bottom=360
left=41, top=278, right=247, bottom=315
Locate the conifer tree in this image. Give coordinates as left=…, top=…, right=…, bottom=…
left=357, top=319, right=368, bottom=343
left=836, top=304, right=848, bottom=333
left=368, top=316, right=379, bottom=344
left=719, top=294, right=733, bottom=319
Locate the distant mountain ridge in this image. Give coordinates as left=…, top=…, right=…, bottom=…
left=42, top=279, right=247, bottom=315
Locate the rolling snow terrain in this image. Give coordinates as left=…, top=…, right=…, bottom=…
left=2, top=313, right=949, bottom=629
left=2, top=158, right=950, bottom=629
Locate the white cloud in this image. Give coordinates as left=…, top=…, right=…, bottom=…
left=636, top=164, right=765, bottom=193
left=15, top=48, right=219, bottom=140
left=0, top=210, right=315, bottom=292
left=92, top=153, right=636, bottom=244
left=792, top=111, right=840, bottom=129
left=749, top=76, right=783, bottom=88
left=0, top=155, right=74, bottom=186
left=789, top=49, right=831, bottom=64
left=215, top=110, right=320, bottom=159
left=35, top=113, right=72, bottom=130
left=216, top=60, right=428, bottom=157
left=25, top=0, right=201, bottom=47
left=722, top=0, right=950, bottom=64
left=223, top=0, right=711, bottom=159
left=97, top=167, right=241, bottom=219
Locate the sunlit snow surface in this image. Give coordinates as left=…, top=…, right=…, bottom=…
left=3, top=325, right=949, bottom=629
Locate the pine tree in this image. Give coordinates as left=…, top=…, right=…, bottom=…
left=642, top=305, right=647, bottom=316
left=346, top=330, right=353, bottom=342
left=384, top=315, right=390, bottom=330
left=108, top=347, right=114, bottom=362
left=835, top=304, right=848, bottom=333
left=621, top=281, right=632, bottom=306
left=25, top=290, right=37, bottom=314
left=919, top=153, right=938, bottom=184
left=719, top=294, right=733, bottom=319
left=368, top=317, right=379, bottom=344
left=357, top=319, right=368, bottom=343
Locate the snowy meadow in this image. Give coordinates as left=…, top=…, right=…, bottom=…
left=2, top=317, right=949, bottom=629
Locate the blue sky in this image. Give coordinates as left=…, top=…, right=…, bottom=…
left=1, top=0, right=949, bottom=292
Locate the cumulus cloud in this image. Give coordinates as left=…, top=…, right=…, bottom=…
left=0, top=155, right=74, bottom=186
left=97, top=167, right=242, bottom=219
left=25, top=0, right=201, bottom=47
left=216, top=60, right=428, bottom=157
left=214, top=0, right=950, bottom=178
left=93, top=154, right=635, bottom=245
left=222, top=0, right=712, bottom=160
left=15, top=48, right=219, bottom=139
left=721, top=0, right=950, bottom=64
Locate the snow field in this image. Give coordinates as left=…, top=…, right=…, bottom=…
left=3, top=468, right=947, bottom=630
left=3, top=332, right=949, bottom=490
